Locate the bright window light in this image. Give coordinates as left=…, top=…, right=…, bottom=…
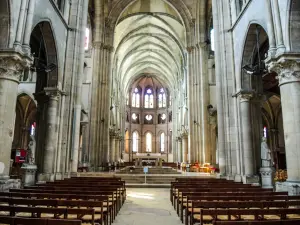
left=211, top=29, right=215, bottom=51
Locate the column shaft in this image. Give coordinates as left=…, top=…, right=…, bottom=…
left=266, top=0, right=277, bottom=55
left=182, top=136, right=188, bottom=163
left=22, top=0, right=36, bottom=52
left=110, top=136, right=116, bottom=163
left=272, top=0, right=285, bottom=52
left=14, top=0, right=28, bottom=45
left=0, top=73, right=19, bottom=177
left=0, top=54, right=29, bottom=178
left=240, top=93, right=254, bottom=175
left=43, top=89, right=60, bottom=175
left=115, top=138, right=120, bottom=162
left=268, top=57, right=300, bottom=182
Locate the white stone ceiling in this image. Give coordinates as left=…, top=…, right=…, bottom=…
left=113, top=0, right=186, bottom=94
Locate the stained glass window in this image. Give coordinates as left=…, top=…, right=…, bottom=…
left=144, top=88, right=154, bottom=108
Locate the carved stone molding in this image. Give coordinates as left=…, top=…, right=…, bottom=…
left=0, top=50, right=32, bottom=82
left=267, top=53, right=300, bottom=86
left=187, top=46, right=195, bottom=53
left=44, top=87, right=62, bottom=101
left=239, top=92, right=253, bottom=102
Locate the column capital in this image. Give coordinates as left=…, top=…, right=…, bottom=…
left=187, top=46, right=196, bottom=53
left=267, top=53, right=300, bottom=86
left=0, top=50, right=32, bottom=82
left=44, top=87, right=62, bottom=101
left=235, top=90, right=254, bottom=102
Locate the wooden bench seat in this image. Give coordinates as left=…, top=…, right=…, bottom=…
left=0, top=216, right=82, bottom=225
left=191, top=207, right=300, bottom=225
left=0, top=206, right=98, bottom=225
left=213, top=220, right=300, bottom=225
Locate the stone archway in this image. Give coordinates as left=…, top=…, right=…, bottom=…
left=29, top=21, right=59, bottom=176
left=0, top=0, right=10, bottom=48
left=240, top=23, right=285, bottom=175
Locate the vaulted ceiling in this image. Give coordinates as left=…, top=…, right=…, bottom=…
left=113, top=0, right=186, bottom=94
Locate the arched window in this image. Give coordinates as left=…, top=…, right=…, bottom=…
left=145, top=88, right=154, bottom=108
left=169, top=95, right=172, bottom=106
left=160, top=133, right=165, bottom=152
left=132, top=88, right=140, bottom=108
left=133, top=131, right=139, bottom=152
left=146, top=132, right=152, bottom=152
left=158, top=88, right=166, bottom=108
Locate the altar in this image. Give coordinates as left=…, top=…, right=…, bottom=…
left=133, top=153, right=165, bottom=167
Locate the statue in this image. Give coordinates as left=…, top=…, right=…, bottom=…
left=261, top=137, right=271, bottom=167
left=27, top=135, right=36, bottom=165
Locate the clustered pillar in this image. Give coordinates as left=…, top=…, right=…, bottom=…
left=89, top=43, right=113, bottom=170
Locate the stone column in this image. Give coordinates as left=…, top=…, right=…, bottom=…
left=40, top=87, right=60, bottom=181
left=109, top=135, right=116, bottom=163
left=0, top=52, right=31, bottom=183
left=266, top=0, right=277, bottom=55
left=239, top=92, right=255, bottom=176
left=81, top=122, right=89, bottom=165
left=115, top=137, right=120, bottom=162
left=182, top=134, right=188, bottom=163
left=269, top=56, right=300, bottom=194
left=272, top=0, right=285, bottom=53
left=177, top=137, right=182, bottom=162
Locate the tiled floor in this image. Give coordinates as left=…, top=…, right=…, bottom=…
left=112, top=188, right=183, bottom=225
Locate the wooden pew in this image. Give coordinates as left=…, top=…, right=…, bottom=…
left=213, top=220, right=300, bottom=225
left=172, top=187, right=273, bottom=207
left=178, top=192, right=297, bottom=217
left=0, top=206, right=97, bottom=225
left=10, top=188, right=121, bottom=216
left=0, top=216, right=82, bottom=225
left=190, top=203, right=300, bottom=225
left=2, top=192, right=114, bottom=224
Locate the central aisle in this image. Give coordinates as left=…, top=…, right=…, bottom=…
left=113, top=188, right=183, bottom=225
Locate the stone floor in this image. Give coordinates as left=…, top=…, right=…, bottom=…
left=113, top=188, right=183, bottom=225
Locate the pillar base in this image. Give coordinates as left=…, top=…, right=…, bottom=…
left=275, top=181, right=300, bottom=196
left=234, top=174, right=242, bottom=182
left=21, top=164, right=37, bottom=186
left=0, top=178, right=21, bottom=192
left=37, top=173, right=55, bottom=182
left=260, top=167, right=275, bottom=189
left=242, top=175, right=260, bottom=185
left=226, top=174, right=235, bottom=181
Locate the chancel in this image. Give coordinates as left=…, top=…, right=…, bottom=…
left=0, top=0, right=300, bottom=224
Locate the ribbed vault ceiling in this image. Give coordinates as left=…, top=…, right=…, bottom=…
left=113, top=0, right=186, bottom=94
